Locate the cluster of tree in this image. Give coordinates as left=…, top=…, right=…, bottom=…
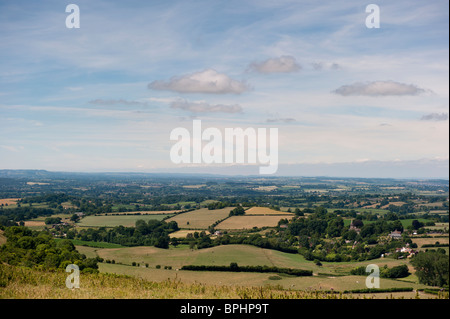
left=44, top=217, right=62, bottom=225
left=411, top=250, right=449, bottom=287
left=20, top=193, right=73, bottom=205
left=207, top=201, right=230, bottom=210
left=0, top=207, right=55, bottom=227
left=181, top=262, right=312, bottom=276
left=288, top=207, right=406, bottom=241
left=68, top=219, right=179, bottom=248
left=350, top=264, right=410, bottom=279
left=0, top=226, right=100, bottom=272
left=229, top=206, right=245, bottom=217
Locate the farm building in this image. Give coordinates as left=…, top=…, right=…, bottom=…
left=389, top=230, right=402, bottom=239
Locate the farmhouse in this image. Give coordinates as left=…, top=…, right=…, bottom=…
left=348, top=220, right=361, bottom=233
left=395, top=245, right=417, bottom=258
left=389, top=230, right=402, bottom=239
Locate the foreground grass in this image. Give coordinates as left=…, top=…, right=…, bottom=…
left=0, top=264, right=446, bottom=299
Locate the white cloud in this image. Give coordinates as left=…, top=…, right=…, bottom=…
left=333, top=80, right=428, bottom=96
left=148, top=69, right=250, bottom=94
left=170, top=99, right=243, bottom=114
left=248, top=56, right=301, bottom=74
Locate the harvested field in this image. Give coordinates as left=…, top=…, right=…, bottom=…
left=245, top=207, right=294, bottom=215
left=166, top=207, right=232, bottom=229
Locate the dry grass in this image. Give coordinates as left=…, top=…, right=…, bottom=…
left=1, top=264, right=443, bottom=299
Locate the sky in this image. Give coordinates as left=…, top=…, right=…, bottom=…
left=0, top=0, right=448, bottom=178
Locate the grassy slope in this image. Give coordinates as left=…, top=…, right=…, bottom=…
left=92, top=244, right=432, bottom=293
left=0, top=264, right=444, bottom=299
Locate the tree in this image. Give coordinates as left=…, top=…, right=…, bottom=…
left=412, top=219, right=424, bottom=230
left=411, top=250, right=449, bottom=287
left=229, top=206, right=245, bottom=216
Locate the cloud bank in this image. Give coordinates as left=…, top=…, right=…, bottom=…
left=148, top=69, right=250, bottom=94
left=421, top=112, right=449, bottom=121
left=333, top=80, right=427, bottom=96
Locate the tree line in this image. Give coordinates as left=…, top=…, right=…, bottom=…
left=181, top=262, right=312, bottom=276
left=67, top=219, right=179, bottom=248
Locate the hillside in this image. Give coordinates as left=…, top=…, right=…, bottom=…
left=1, top=264, right=446, bottom=299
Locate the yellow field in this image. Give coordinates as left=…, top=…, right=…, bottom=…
left=23, top=220, right=46, bottom=228
left=169, top=230, right=211, bottom=238
left=166, top=207, right=232, bottom=229
left=245, top=207, right=294, bottom=215
left=0, top=198, right=20, bottom=206
left=216, top=215, right=293, bottom=230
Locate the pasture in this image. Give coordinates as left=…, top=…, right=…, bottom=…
left=166, top=207, right=232, bottom=229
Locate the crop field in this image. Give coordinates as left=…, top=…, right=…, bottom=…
left=245, top=207, right=295, bottom=215
left=166, top=207, right=233, bottom=229
left=216, top=215, right=294, bottom=229
left=169, top=230, right=208, bottom=238
left=76, top=213, right=174, bottom=228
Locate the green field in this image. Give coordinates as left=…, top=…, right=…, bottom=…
left=76, top=214, right=174, bottom=228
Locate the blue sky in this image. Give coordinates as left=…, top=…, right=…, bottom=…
left=0, top=0, right=448, bottom=177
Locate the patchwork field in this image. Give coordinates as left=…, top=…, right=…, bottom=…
left=166, top=207, right=233, bottom=229
left=216, top=215, right=294, bottom=230
left=76, top=213, right=174, bottom=228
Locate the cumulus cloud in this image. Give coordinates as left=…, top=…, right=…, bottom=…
left=420, top=112, right=448, bottom=121
left=333, top=80, right=427, bottom=96
left=248, top=56, right=301, bottom=74
left=148, top=69, right=250, bottom=94
left=170, top=99, right=243, bottom=114
left=89, top=99, right=149, bottom=106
